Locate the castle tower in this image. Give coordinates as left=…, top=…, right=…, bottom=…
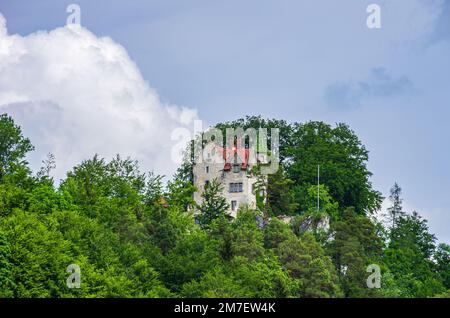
left=193, top=139, right=259, bottom=217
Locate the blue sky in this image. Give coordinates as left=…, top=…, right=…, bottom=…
left=0, top=0, right=449, bottom=243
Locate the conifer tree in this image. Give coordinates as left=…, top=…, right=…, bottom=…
left=197, top=179, right=229, bottom=227
left=387, top=182, right=405, bottom=230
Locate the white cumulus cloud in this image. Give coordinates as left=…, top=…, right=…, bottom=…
left=0, top=14, right=198, bottom=181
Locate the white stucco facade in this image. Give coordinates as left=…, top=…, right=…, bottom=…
left=193, top=143, right=259, bottom=218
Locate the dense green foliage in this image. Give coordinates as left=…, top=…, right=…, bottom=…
left=0, top=114, right=34, bottom=180
left=0, top=114, right=448, bottom=298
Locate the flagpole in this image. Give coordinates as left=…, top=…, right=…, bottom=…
left=317, top=164, right=320, bottom=213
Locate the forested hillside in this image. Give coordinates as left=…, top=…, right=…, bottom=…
left=0, top=114, right=448, bottom=298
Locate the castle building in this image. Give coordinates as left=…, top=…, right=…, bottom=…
left=193, top=140, right=261, bottom=217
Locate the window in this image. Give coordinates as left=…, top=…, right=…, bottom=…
left=206, top=166, right=209, bottom=173
left=229, top=182, right=243, bottom=193
left=231, top=200, right=237, bottom=211
left=233, top=164, right=240, bottom=173
left=205, top=180, right=210, bottom=187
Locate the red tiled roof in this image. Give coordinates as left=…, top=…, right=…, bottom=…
left=210, top=139, right=252, bottom=170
